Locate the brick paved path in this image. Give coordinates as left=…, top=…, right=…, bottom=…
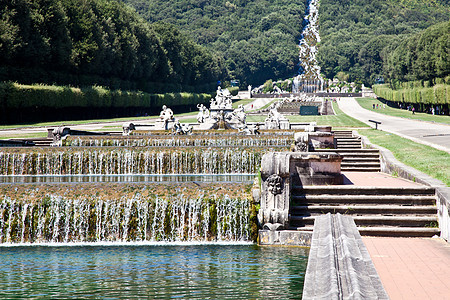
left=363, top=237, right=450, bottom=299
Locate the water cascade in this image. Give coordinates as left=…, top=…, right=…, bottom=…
left=0, top=147, right=286, bottom=175
left=293, top=0, right=324, bottom=93
left=64, top=136, right=293, bottom=147
left=0, top=183, right=251, bottom=243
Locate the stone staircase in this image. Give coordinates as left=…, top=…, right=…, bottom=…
left=289, top=185, right=440, bottom=237
left=316, top=130, right=381, bottom=172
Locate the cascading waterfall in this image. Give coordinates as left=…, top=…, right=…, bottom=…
left=293, top=0, right=324, bottom=93
left=65, top=136, right=293, bottom=147
left=0, top=147, right=283, bottom=175
left=0, top=184, right=252, bottom=244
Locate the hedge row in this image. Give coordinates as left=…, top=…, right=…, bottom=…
left=0, top=82, right=212, bottom=110
left=373, top=83, right=449, bottom=105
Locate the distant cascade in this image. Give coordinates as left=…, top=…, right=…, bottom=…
left=293, top=0, right=324, bottom=93
left=0, top=147, right=281, bottom=175
left=0, top=189, right=250, bottom=243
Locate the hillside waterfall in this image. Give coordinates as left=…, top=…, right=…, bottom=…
left=293, top=0, right=324, bottom=93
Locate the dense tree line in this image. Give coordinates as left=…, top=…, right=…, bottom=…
left=317, top=0, right=449, bottom=86
left=0, top=0, right=223, bottom=92
left=383, top=21, right=449, bottom=85
left=122, top=0, right=306, bottom=86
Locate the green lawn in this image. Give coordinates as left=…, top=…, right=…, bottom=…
left=0, top=115, right=159, bottom=130
left=356, top=98, right=450, bottom=125
left=247, top=101, right=369, bottom=129
left=0, top=132, right=48, bottom=140
left=358, top=129, right=450, bottom=186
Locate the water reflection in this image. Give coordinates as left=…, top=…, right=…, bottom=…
left=0, top=244, right=309, bottom=299
left=0, top=174, right=256, bottom=184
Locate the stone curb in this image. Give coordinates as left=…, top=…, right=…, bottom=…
left=302, top=213, right=388, bottom=299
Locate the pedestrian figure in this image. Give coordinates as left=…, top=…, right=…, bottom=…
left=373, top=104, right=375, bottom=109
left=412, top=107, right=415, bottom=115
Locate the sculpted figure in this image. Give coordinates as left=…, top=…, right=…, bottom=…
left=232, top=104, right=246, bottom=123
left=173, top=119, right=192, bottom=135
left=197, top=104, right=206, bottom=123
left=266, top=174, right=283, bottom=195
left=160, top=105, right=174, bottom=130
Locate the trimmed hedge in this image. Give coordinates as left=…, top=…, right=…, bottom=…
left=228, top=87, right=239, bottom=96
left=373, top=83, right=449, bottom=105
left=0, top=82, right=212, bottom=124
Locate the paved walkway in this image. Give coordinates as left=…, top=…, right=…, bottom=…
left=337, top=98, right=450, bottom=153
left=363, top=237, right=450, bottom=300
left=342, top=171, right=423, bottom=187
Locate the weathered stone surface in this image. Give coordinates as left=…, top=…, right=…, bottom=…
left=303, top=213, right=389, bottom=300
left=294, top=131, right=335, bottom=151
left=258, top=152, right=342, bottom=229
left=258, top=230, right=312, bottom=246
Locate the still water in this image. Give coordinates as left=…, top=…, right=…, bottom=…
left=0, top=244, right=309, bottom=299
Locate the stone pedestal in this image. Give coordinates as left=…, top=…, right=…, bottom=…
left=258, top=152, right=342, bottom=229
left=294, top=132, right=335, bottom=151
left=154, top=119, right=175, bottom=131
left=314, top=126, right=332, bottom=132
left=264, top=119, right=290, bottom=130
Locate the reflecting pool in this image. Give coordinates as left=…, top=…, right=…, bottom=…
left=0, top=244, right=308, bottom=299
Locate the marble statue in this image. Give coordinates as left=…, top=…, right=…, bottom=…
left=160, top=105, right=174, bottom=130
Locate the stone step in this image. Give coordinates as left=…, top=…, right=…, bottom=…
left=336, top=144, right=361, bottom=147
left=337, top=146, right=362, bottom=150
left=342, top=155, right=380, bottom=160
left=336, top=142, right=361, bottom=145
left=341, top=162, right=381, bottom=167
left=292, top=186, right=436, bottom=196
left=291, top=194, right=436, bottom=206
left=333, top=131, right=353, bottom=136
left=357, top=226, right=440, bottom=237
left=316, top=148, right=379, bottom=154
left=287, top=225, right=439, bottom=238
left=336, top=139, right=361, bottom=143
left=290, top=215, right=438, bottom=227
left=341, top=167, right=381, bottom=172
left=290, top=205, right=437, bottom=215
left=342, top=157, right=380, bottom=162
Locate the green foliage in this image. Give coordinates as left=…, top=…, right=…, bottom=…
left=0, top=0, right=222, bottom=93
left=0, top=82, right=211, bottom=124
left=359, top=129, right=450, bottom=186
left=227, top=87, right=239, bottom=96
left=262, top=79, right=273, bottom=93
left=318, top=0, right=449, bottom=86
left=356, top=97, right=450, bottom=123
left=373, top=82, right=450, bottom=105
left=123, top=0, right=306, bottom=86
left=383, top=21, right=450, bottom=84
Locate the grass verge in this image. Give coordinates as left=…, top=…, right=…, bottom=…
left=358, top=129, right=450, bottom=186
left=356, top=98, right=450, bottom=125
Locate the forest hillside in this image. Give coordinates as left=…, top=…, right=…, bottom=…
left=123, top=0, right=306, bottom=86
left=0, top=0, right=224, bottom=93
left=318, top=0, right=449, bottom=86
